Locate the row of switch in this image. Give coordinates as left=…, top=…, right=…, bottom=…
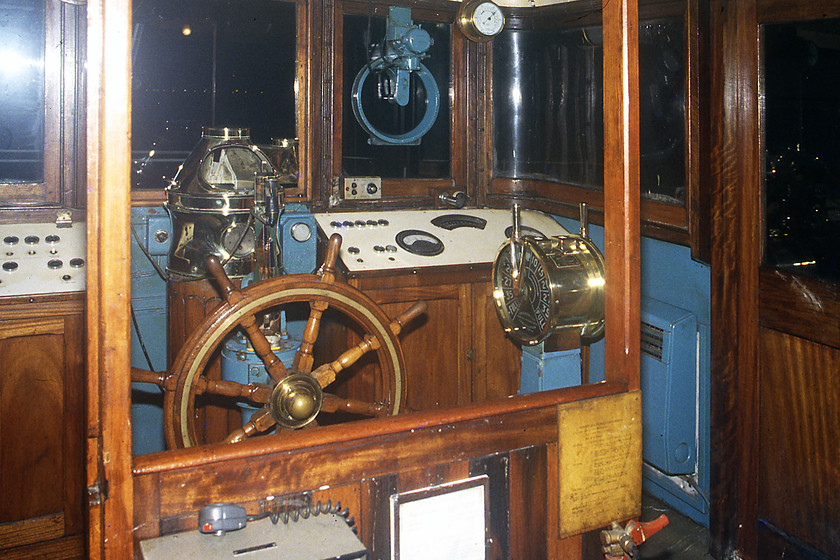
left=346, top=244, right=398, bottom=255
left=4, top=234, right=63, bottom=245
left=328, top=219, right=390, bottom=229
left=1, top=257, right=86, bottom=272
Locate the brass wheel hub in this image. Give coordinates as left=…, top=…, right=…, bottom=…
left=269, top=373, right=324, bottom=429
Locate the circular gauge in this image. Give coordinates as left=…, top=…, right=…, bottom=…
left=457, top=0, right=505, bottom=43
left=493, top=240, right=553, bottom=344
left=395, top=229, right=444, bottom=256
left=220, top=223, right=256, bottom=258
left=290, top=222, right=312, bottom=242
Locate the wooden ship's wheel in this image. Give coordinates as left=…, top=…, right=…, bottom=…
left=132, top=234, right=426, bottom=448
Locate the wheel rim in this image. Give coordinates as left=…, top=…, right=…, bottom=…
left=166, top=277, right=406, bottom=448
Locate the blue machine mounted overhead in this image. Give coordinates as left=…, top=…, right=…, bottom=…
left=351, top=6, right=440, bottom=145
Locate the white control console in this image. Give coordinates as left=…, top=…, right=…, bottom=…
left=0, top=222, right=86, bottom=297
left=314, top=209, right=568, bottom=273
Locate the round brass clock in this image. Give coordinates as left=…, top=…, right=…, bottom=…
left=456, top=0, right=505, bottom=43
left=492, top=206, right=606, bottom=346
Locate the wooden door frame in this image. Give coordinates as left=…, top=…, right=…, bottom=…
left=711, top=1, right=840, bottom=558
left=86, top=1, right=134, bottom=557
left=709, top=0, right=762, bottom=555
left=85, top=0, right=640, bottom=557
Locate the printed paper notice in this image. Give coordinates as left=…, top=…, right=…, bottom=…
left=391, top=476, right=487, bottom=560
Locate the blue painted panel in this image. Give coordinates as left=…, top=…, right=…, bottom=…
left=279, top=204, right=318, bottom=275
left=130, top=206, right=170, bottom=455
left=554, top=217, right=710, bottom=526
left=520, top=344, right=581, bottom=394
left=640, top=298, right=697, bottom=475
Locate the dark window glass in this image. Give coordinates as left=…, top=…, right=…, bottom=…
left=764, top=19, right=840, bottom=281
left=131, top=0, right=297, bottom=190
left=0, top=1, right=45, bottom=183
left=639, top=19, right=685, bottom=204
left=493, top=17, right=685, bottom=204
left=341, top=13, right=451, bottom=178
left=493, top=26, right=604, bottom=188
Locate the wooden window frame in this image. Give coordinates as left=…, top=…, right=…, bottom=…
left=325, top=0, right=468, bottom=208
left=0, top=0, right=85, bottom=214
left=130, top=0, right=314, bottom=208
left=483, top=0, right=708, bottom=258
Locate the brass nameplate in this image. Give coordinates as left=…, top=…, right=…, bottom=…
left=557, top=391, right=642, bottom=537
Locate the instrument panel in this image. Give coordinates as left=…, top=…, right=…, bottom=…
left=314, top=209, right=569, bottom=272
left=0, top=222, right=86, bottom=297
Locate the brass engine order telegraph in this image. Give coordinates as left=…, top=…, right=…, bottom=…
left=492, top=204, right=606, bottom=346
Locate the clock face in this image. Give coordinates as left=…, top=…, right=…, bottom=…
left=473, top=2, right=504, bottom=37
left=493, top=239, right=553, bottom=344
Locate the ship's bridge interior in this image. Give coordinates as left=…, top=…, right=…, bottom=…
left=1, top=0, right=839, bottom=558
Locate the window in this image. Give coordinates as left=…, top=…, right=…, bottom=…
left=340, top=11, right=451, bottom=179
left=764, top=18, right=840, bottom=282
left=0, top=0, right=84, bottom=208
left=493, top=24, right=604, bottom=189
left=0, top=1, right=45, bottom=185
left=131, top=0, right=298, bottom=193
left=488, top=1, right=697, bottom=246
left=493, top=16, right=684, bottom=204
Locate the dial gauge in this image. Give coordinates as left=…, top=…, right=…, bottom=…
left=220, top=223, right=256, bottom=258
left=457, top=0, right=505, bottom=43
left=493, top=238, right=554, bottom=344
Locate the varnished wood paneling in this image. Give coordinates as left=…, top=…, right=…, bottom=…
left=132, top=383, right=623, bottom=534
left=759, top=328, right=840, bottom=556
left=152, top=407, right=556, bottom=519
left=0, top=514, right=64, bottom=550
left=472, top=281, right=521, bottom=402
left=509, top=446, right=549, bottom=560
left=348, top=269, right=521, bottom=411
left=760, top=267, right=840, bottom=349
left=0, top=299, right=85, bottom=551
left=167, top=279, right=238, bottom=444
left=709, top=0, right=762, bottom=556
left=757, top=0, right=840, bottom=23
left=363, top=283, right=473, bottom=410
left=602, top=0, right=641, bottom=390
left=0, top=331, right=66, bottom=521
left=0, top=534, right=85, bottom=560
left=86, top=0, right=134, bottom=556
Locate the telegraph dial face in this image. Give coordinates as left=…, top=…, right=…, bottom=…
left=492, top=238, right=554, bottom=345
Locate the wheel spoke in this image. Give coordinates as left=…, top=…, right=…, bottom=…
left=311, top=334, right=380, bottom=388
left=317, top=234, right=342, bottom=282
left=311, top=301, right=428, bottom=388
left=205, top=255, right=290, bottom=382
left=192, top=377, right=272, bottom=405
left=239, top=318, right=291, bottom=382
left=292, top=299, right=328, bottom=373
left=293, top=234, right=344, bottom=372
left=322, top=393, right=388, bottom=417
left=131, top=367, right=173, bottom=390
left=224, top=407, right=276, bottom=443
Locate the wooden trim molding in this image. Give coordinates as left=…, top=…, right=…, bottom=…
left=86, top=0, right=134, bottom=557
left=603, top=0, right=641, bottom=391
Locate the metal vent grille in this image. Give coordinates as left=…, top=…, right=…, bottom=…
left=641, top=321, right=665, bottom=361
